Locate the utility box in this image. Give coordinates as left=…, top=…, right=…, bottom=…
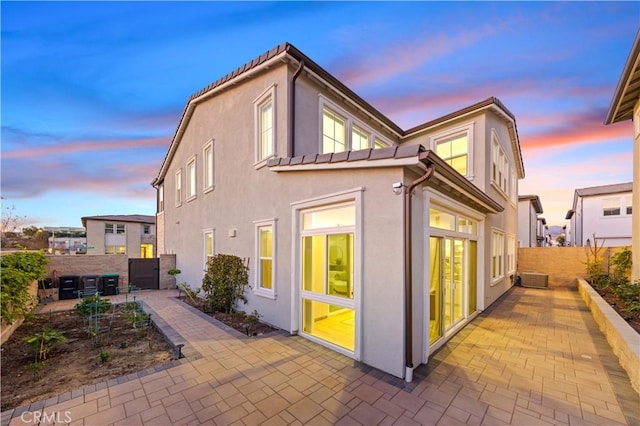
left=102, top=273, right=120, bottom=296
left=521, top=272, right=549, bottom=288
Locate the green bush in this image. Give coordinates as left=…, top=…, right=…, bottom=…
left=75, top=295, right=112, bottom=317
left=23, top=328, right=67, bottom=361
left=614, top=280, right=640, bottom=316
left=0, top=251, right=47, bottom=324
left=202, top=254, right=249, bottom=314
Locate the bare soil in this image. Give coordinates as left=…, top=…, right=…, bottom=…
left=178, top=296, right=278, bottom=336
left=1, top=306, right=173, bottom=412
left=593, top=287, right=640, bottom=334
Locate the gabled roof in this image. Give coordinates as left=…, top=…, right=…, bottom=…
left=518, top=195, right=543, bottom=214
left=575, top=182, right=633, bottom=197
left=152, top=43, right=526, bottom=185
left=268, top=145, right=504, bottom=214
left=606, top=29, right=640, bottom=124
left=81, top=215, right=155, bottom=228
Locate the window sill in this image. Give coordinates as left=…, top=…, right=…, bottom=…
left=490, top=276, right=505, bottom=286
left=203, top=186, right=215, bottom=194
left=175, top=202, right=182, bottom=208
left=186, top=195, right=197, bottom=203
left=490, top=181, right=509, bottom=201
left=254, top=156, right=275, bottom=170
left=254, top=289, right=276, bottom=299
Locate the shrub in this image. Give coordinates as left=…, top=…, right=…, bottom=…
left=23, top=328, right=67, bottom=361
left=0, top=251, right=47, bottom=324
left=75, top=295, right=112, bottom=317
left=202, top=254, right=249, bottom=314
left=614, top=280, right=640, bottom=316
left=610, top=247, right=632, bottom=286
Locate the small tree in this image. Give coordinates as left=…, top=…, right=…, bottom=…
left=202, top=254, right=249, bottom=313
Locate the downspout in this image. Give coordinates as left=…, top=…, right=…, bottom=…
left=404, top=163, right=435, bottom=382
left=288, top=60, right=305, bottom=158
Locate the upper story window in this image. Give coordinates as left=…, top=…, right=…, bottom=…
left=254, top=85, right=276, bottom=165
left=158, top=184, right=164, bottom=212
left=322, top=107, right=347, bottom=154
left=603, top=198, right=621, bottom=216
left=143, top=225, right=150, bottom=235
left=186, top=157, right=197, bottom=201
left=492, top=134, right=509, bottom=196
left=203, top=141, right=214, bottom=191
left=430, top=123, right=474, bottom=178
left=625, top=196, right=633, bottom=215
left=116, top=224, right=125, bottom=234
left=321, top=98, right=392, bottom=154
left=105, top=223, right=125, bottom=234
left=105, top=223, right=113, bottom=234
left=175, top=169, right=182, bottom=206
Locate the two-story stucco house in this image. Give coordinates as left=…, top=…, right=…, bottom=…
left=152, top=43, right=524, bottom=381
left=606, top=29, right=639, bottom=281
left=517, top=195, right=545, bottom=247
left=81, top=215, right=156, bottom=258
left=565, top=183, right=633, bottom=247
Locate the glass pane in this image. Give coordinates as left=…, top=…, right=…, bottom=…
left=205, top=233, right=213, bottom=257
left=468, top=241, right=477, bottom=314
left=302, top=299, right=354, bottom=351
left=302, top=235, right=325, bottom=293
left=303, top=204, right=355, bottom=230
left=449, top=155, right=467, bottom=175
left=352, top=126, right=369, bottom=151
left=374, top=138, right=386, bottom=149
left=430, top=209, right=455, bottom=230
left=429, top=237, right=442, bottom=344
left=260, top=259, right=272, bottom=289
left=444, top=239, right=452, bottom=328
left=450, top=135, right=467, bottom=156
left=453, top=239, right=464, bottom=323
left=457, top=218, right=477, bottom=235
left=327, top=234, right=353, bottom=299
left=260, top=227, right=272, bottom=257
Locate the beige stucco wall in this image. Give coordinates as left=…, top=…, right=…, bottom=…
left=46, top=254, right=129, bottom=291
left=86, top=219, right=156, bottom=258
left=632, top=100, right=640, bottom=282
left=0, top=280, right=38, bottom=345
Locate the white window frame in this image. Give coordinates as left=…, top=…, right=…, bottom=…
left=429, top=122, right=474, bottom=179
left=116, top=224, right=125, bottom=235
left=204, top=229, right=214, bottom=271
left=254, top=85, right=277, bottom=167
left=510, top=171, right=517, bottom=205
left=143, top=225, right=150, bottom=235
left=625, top=196, right=633, bottom=215
left=105, top=223, right=114, bottom=234
left=186, top=156, right=197, bottom=201
left=105, top=245, right=126, bottom=255
left=203, top=140, right=215, bottom=193
left=491, top=131, right=510, bottom=198
left=491, top=229, right=505, bottom=283
left=254, top=219, right=277, bottom=299
left=602, top=197, right=621, bottom=217
left=175, top=169, right=182, bottom=207
left=351, top=124, right=370, bottom=151
left=507, top=234, right=516, bottom=274
left=319, top=97, right=392, bottom=154
left=158, top=184, right=164, bottom=213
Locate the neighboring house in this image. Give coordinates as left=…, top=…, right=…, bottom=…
left=81, top=215, right=156, bottom=258
left=517, top=195, right=545, bottom=247
left=152, top=43, right=524, bottom=381
left=606, top=29, right=640, bottom=282
left=566, top=183, right=633, bottom=247
left=44, top=226, right=86, bottom=254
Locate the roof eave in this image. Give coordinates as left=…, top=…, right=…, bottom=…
left=605, top=29, right=640, bottom=125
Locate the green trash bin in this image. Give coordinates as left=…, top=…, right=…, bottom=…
left=102, top=273, right=120, bottom=296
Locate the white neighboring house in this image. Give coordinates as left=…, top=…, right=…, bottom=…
left=81, top=215, right=156, bottom=258
left=566, top=183, right=633, bottom=247
left=606, top=29, right=640, bottom=281
left=517, top=195, right=545, bottom=247
left=152, top=43, right=525, bottom=381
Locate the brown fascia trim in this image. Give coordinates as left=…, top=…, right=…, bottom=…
left=518, top=195, right=543, bottom=214
left=606, top=29, right=640, bottom=124
left=419, top=150, right=504, bottom=213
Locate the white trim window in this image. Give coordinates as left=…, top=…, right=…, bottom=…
left=105, top=245, right=126, bottom=255
left=510, top=171, right=517, bottom=204
left=603, top=198, right=621, bottom=216
left=158, top=184, right=164, bottom=213
left=625, top=196, right=633, bottom=215
left=492, top=229, right=505, bottom=282
left=254, top=85, right=276, bottom=165
left=105, top=223, right=114, bottom=234
left=186, top=157, right=197, bottom=201
left=204, top=229, right=214, bottom=269
left=320, top=98, right=392, bottom=154
left=430, top=123, right=474, bottom=178
left=175, top=169, right=182, bottom=206
left=254, top=219, right=276, bottom=299
left=203, top=141, right=214, bottom=192
left=507, top=234, right=516, bottom=274
left=492, top=133, right=510, bottom=196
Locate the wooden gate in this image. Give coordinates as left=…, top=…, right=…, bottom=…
left=128, top=258, right=159, bottom=290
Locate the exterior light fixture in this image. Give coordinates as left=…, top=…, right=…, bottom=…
left=392, top=182, right=404, bottom=195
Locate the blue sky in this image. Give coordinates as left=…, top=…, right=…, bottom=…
left=1, top=1, right=638, bottom=229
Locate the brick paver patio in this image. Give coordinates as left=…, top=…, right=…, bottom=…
left=2, top=286, right=638, bottom=425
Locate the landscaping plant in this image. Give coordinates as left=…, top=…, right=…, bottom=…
left=201, top=254, right=249, bottom=313
left=0, top=251, right=47, bottom=325
left=23, top=328, right=67, bottom=361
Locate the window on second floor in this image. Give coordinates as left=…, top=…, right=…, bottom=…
left=203, top=141, right=214, bottom=191
left=143, top=225, right=150, bottom=235
left=105, top=223, right=114, bottom=234
left=492, top=136, right=509, bottom=196
left=625, top=196, right=633, bottom=215
left=603, top=198, right=621, bottom=216
left=351, top=125, right=370, bottom=151
left=186, top=157, right=197, bottom=200
left=105, top=223, right=125, bottom=234
left=175, top=169, right=182, bottom=206
left=430, top=123, right=473, bottom=178
left=158, top=184, right=164, bottom=213
left=254, top=86, right=276, bottom=165
left=322, top=107, right=347, bottom=154
left=116, top=224, right=125, bottom=234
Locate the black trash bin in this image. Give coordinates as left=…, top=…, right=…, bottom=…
left=80, top=275, right=101, bottom=297
left=58, top=275, right=80, bottom=300
left=102, top=273, right=120, bottom=296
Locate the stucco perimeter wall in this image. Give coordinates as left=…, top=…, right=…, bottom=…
left=518, top=247, right=627, bottom=288
left=46, top=255, right=129, bottom=291
left=159, top=254, right=176, bottom=290
left=577, top=278, right=640, bottom=395
left=1, top=280, right=38, bottom=345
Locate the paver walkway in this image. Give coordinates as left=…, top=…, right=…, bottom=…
left=2, top=286, right=638, bottom=425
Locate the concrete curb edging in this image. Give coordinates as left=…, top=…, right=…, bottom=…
left=577, top=278, right=640, bottom=395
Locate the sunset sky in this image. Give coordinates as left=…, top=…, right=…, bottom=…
left=2, top=2, right=637, bottom=230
